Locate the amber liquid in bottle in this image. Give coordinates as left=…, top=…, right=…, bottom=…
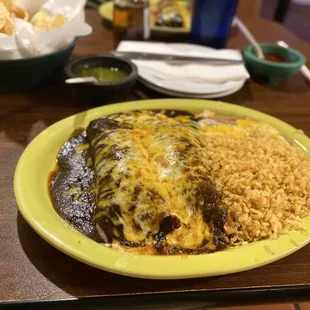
left=113, top=0, right=150, bottom=48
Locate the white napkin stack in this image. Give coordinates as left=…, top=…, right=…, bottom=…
left=117, top=41, right=250, bottom=86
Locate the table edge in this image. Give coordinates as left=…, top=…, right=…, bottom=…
left=2, top=285, right=310, bottom=309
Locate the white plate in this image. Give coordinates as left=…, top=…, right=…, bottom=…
left=141, top=77, right=245, bottom=99
left=139, top=68, right=244, bottom=95
left=135, top=43, right=247, bottom=96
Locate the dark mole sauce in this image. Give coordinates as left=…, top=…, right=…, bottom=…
left=48, top=127, right=87, bottom=198
left=50, top=132, right=96, bottom=239
left=48, top=165, right=60, bottom=199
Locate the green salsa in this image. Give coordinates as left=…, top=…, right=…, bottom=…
left=76, top=66, right=128, bottom=83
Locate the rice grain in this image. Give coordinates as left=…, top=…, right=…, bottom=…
left=200, top=122, right=310, bottom=244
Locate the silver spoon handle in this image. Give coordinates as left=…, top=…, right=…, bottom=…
left=234, top=17, right=264, bottom=59
left=65, top=77, right=98, bottom=84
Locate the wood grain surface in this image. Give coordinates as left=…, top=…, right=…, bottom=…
left=1, top=9, right=310, bottom=305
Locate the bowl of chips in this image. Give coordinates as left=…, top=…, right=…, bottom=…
left=0, top=0, right=92, bottom=92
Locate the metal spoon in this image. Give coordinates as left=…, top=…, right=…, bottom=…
left=65, top=77, right=98, bottom=84
left=277, top=40, right=310, bottom=84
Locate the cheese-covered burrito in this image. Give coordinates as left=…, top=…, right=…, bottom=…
left=86, top=110, right=229, bottom=254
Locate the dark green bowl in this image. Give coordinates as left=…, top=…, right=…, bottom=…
left=64, top=54, right=138, bottom=105
left=0, top=40, right=76, bottom=93
left=243, top=43, right=306, bottom=85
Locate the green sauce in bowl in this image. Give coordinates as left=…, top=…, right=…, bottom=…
left=76, top=66, right=128, bottom=83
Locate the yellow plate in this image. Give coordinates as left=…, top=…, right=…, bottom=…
left=14, top=99, right=310, bottom=279
left=99, top=0, right=191, bottom=35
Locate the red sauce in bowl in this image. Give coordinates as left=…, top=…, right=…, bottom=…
left=264, top=54, right=290, bottom=63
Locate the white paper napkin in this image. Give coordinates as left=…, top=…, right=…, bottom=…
left=117, top=41, right=250, bottom=84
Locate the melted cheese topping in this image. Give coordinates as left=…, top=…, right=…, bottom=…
left=89, top=111, right=222, bottom=251
left=199, top=117, right=280, bottom=136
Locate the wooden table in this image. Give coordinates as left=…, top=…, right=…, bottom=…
left=1, top=10, right=310, bottom=309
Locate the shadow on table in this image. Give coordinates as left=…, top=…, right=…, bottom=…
left=0, top=78, right=85, bottom=146
left=0, top=78, right=137, bottom=147
left=16, top=212, right=223, bottom=299
left=249, top=73, right=310, bottom=94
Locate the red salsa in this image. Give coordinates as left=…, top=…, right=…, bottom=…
left=264, top=54, right=290, bottom=63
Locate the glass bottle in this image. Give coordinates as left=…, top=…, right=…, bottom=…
left=190, top=0, right=239, bottom=49
left=113, top=0, right=150, bottom=48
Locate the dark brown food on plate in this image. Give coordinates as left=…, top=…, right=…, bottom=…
left=155, top=1, right=184, bottom=28
left=50, top=110, right=229, bottom=255
left=50, top=133, right=96, bottom=238
left=151, top=0, right=191, bottom=30
left=50, top=109, right=310, bottom=254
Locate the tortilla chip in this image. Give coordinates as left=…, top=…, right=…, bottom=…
left=0, top=2, right=14, bottom=35
left=3, top=14, right=13, bottom=35
left=0, top=17, right=14, bottom=35
left=50, top=14, right=66, bottom=30
left=0, top=16, right=5, bottom=30
left=31, top=11, right=67, bottom=31
left=12, top=4, right=29, bottom=21
left=0, top=2, right=10, bottom=17
left=1, top=0, right=13, bottom=12
left=30, top=10, right=53, bottom=31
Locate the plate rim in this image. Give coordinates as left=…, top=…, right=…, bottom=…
left=139, top=76, right=245, bottom=98
left=14, top=99, right=310, bottom=279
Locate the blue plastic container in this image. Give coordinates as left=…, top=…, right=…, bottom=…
left=190, top=0, right=239, bottom=49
